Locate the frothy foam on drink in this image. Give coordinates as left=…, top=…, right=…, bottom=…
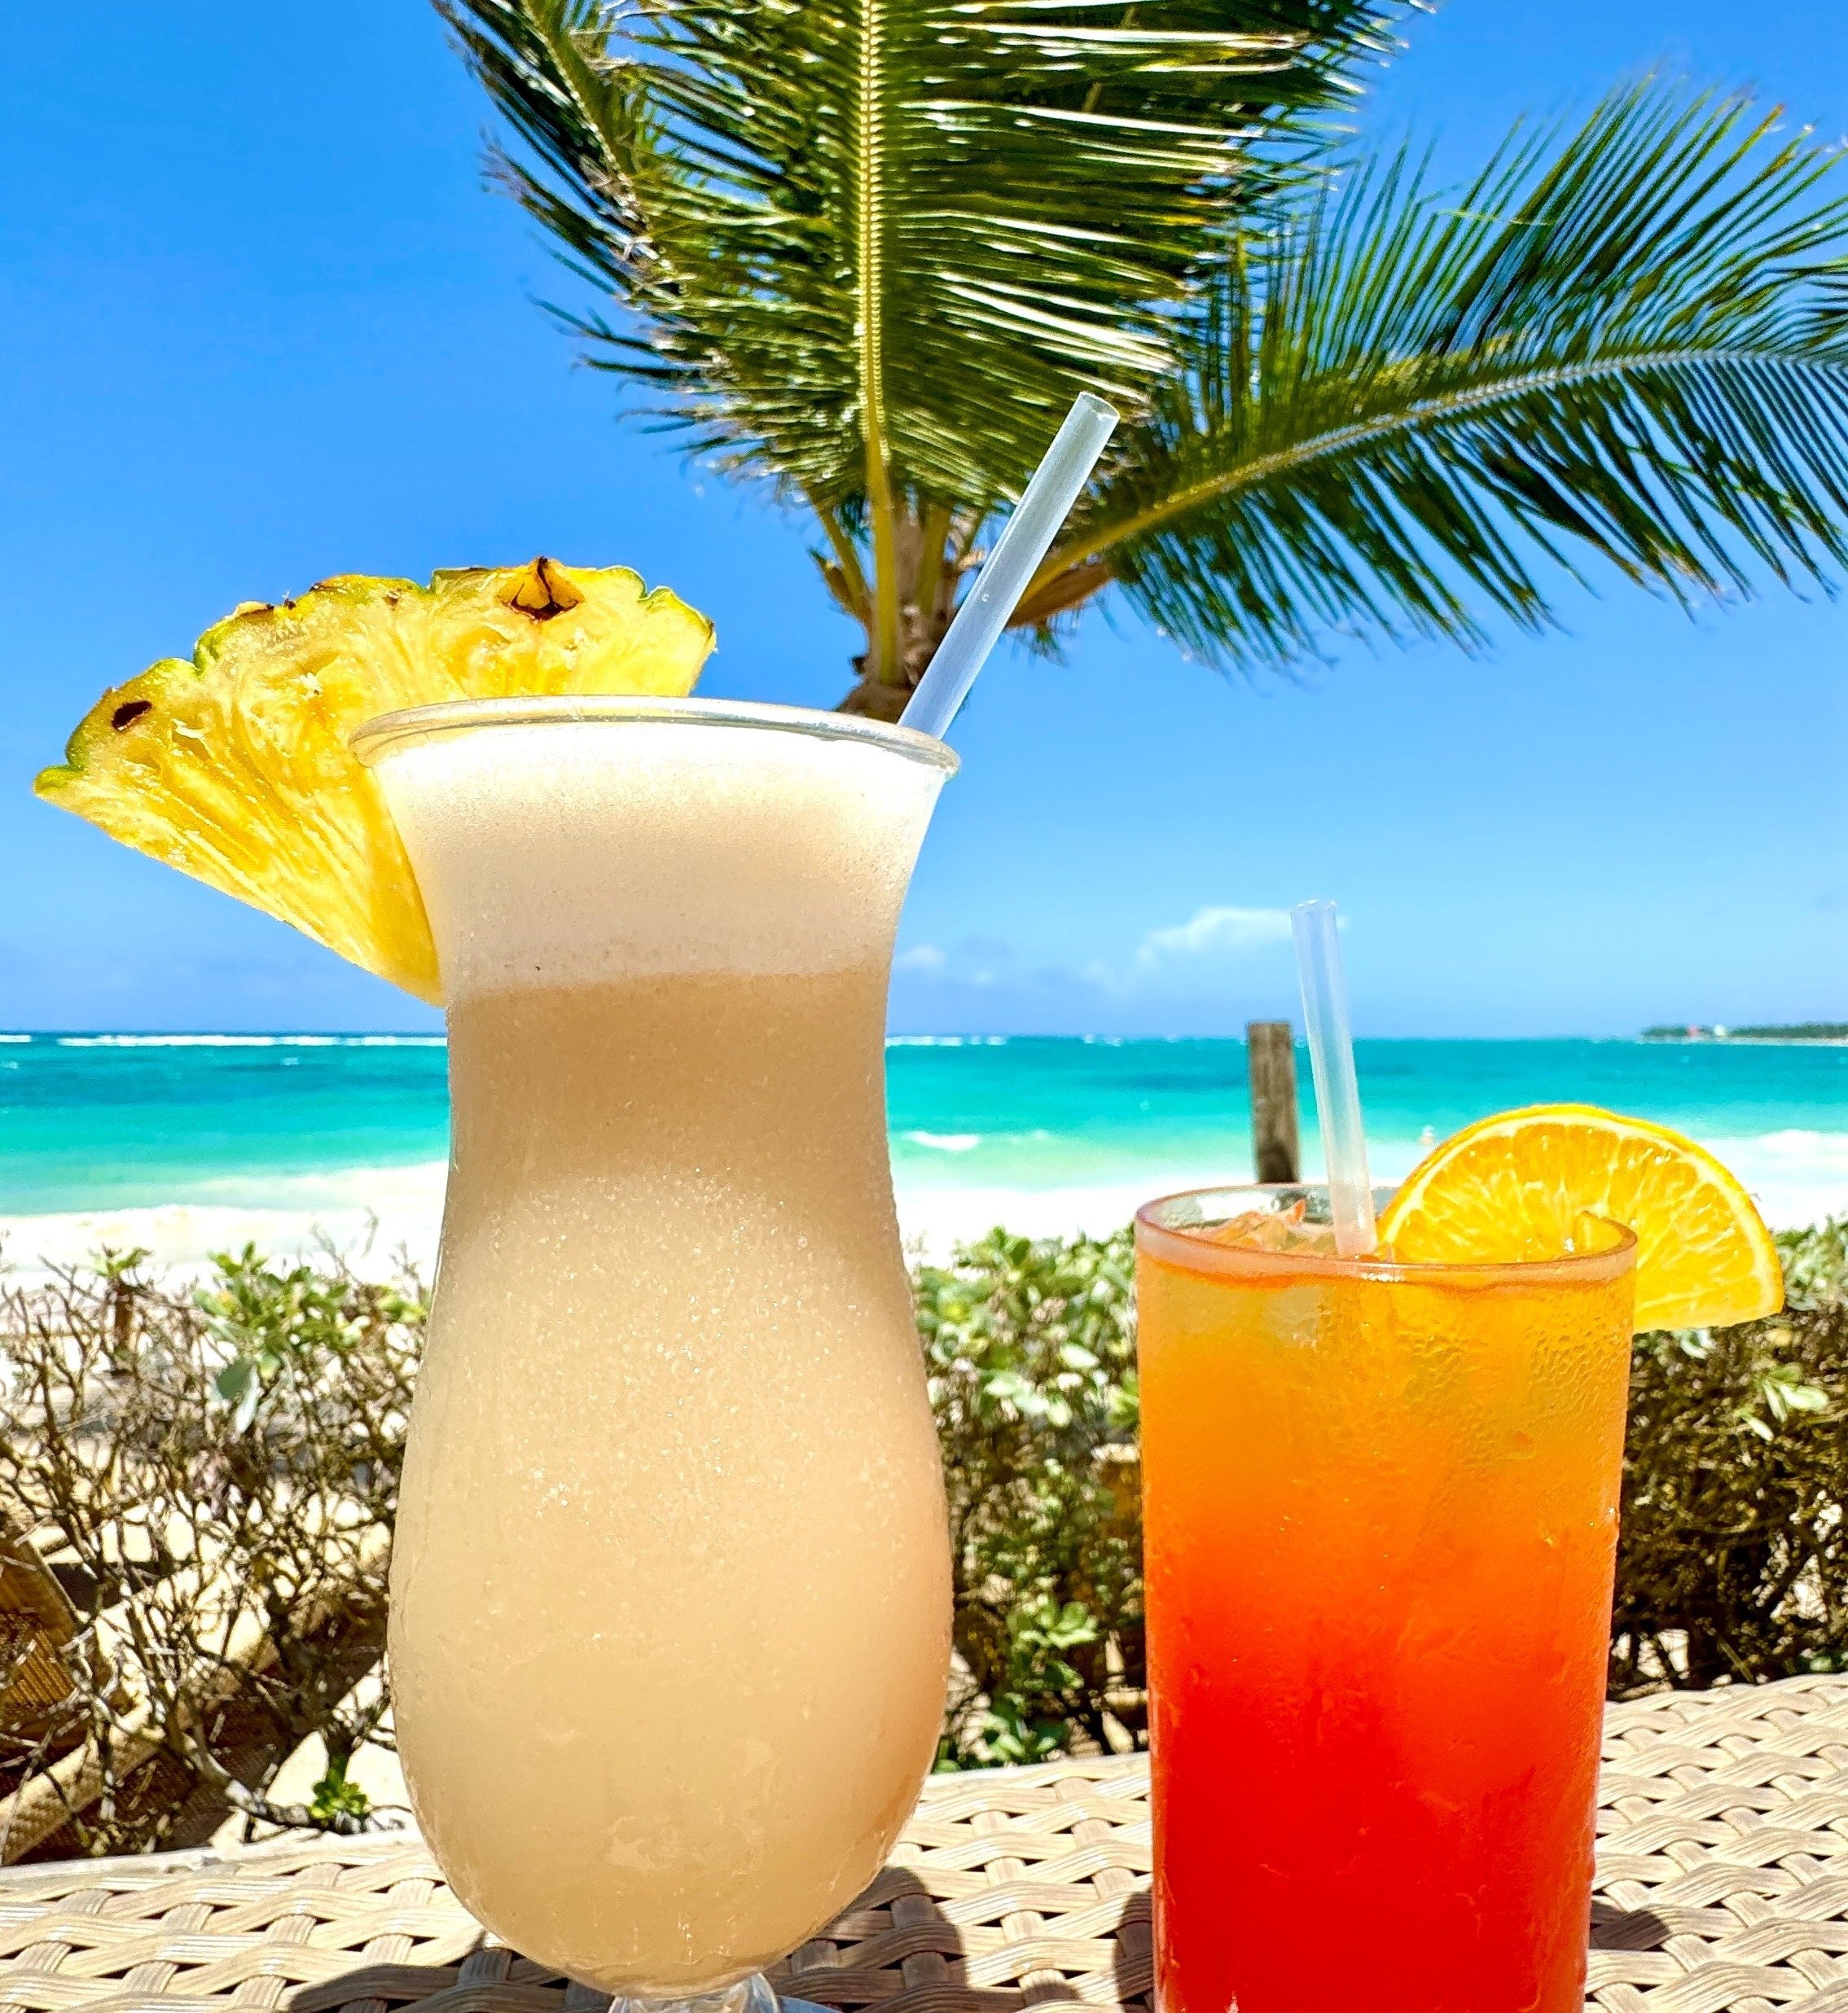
left=375, top=720, right=945, bottom=995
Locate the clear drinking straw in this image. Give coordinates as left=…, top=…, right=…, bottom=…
left=1292, top=899, right=1378, bottom=1257
left=900, top=391, right=1120, bottom=741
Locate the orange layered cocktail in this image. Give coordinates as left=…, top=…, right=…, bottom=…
left=1136, top=1186, right=1637, bottom=2013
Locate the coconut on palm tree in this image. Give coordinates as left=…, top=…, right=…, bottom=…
left=429, top=0, right=1848, bottom=720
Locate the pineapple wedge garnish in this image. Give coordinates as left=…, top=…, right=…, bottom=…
left=35, top=559, right=713, bottom=1003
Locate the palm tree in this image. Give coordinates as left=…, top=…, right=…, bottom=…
left=435, top=0, right=1848, bottom=717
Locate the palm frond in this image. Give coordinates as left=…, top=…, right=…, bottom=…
left=1022, top=85, right=1848, bottom=668
left=432, top=0, right=1402, bottom=514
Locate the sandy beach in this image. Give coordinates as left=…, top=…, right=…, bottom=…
left=0, top=1162, right=1172, bottom=1280
left=3, top=1124, right=1842, bottom=1284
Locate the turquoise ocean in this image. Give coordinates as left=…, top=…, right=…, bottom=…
left=1, top=1034, right=1844, bottom=1260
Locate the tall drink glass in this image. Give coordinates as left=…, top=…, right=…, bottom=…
left=353, top=698, right=958, bottom=2013
left=1135, top=1186, right=1638, bottom=2013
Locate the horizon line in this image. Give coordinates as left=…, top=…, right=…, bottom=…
left=0, top=1027, right=1776, bottom=1046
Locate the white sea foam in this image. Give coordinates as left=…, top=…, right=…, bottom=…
left=49, top=1033, right=445, bottom=1049
left=905, top=1132, right=983, bottom=1152
left=0, top=1035, right=30, bottom=1045
left=58, top=1034, right=287, bottom=1048
left=1693, top=1130, right=1848, bottom=1232
left=886, top=1035, right=1010, bottom=1048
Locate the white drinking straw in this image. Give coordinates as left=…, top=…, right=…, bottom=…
left=900, top=391, right=1120, bottom=741
left=1292, top=899, right=1378, bottom=1258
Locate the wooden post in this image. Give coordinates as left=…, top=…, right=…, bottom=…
left=1247, top=1021, right=1300, bottom=1185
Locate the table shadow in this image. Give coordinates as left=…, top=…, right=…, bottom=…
left=288, top=1866, right=1157, bottom=2013
left=779, top=1864, right=1091, bottom=2011
left=1108, top=1884, right=1155, bottom=2013
left=1590, top=1896, right=1673, bottom=1951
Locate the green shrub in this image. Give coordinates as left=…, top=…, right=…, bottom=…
left=915, top=1229, right=1143, bottom=1767
left=1610, top=1217, right=1848, bottom=1693
left=7, top=1212, right=1843, bottom=1841
left=1774, top=1215, right=1848, bottom=1309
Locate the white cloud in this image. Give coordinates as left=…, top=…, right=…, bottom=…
left=1071, top=908, right=1294, bottom=998
left=1134, top=906, right=1293, bottom=968
left=894, top=908, right=1296, bottom=1000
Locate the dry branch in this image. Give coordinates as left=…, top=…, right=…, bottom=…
left=0, top=1248, right=421, bottom=1857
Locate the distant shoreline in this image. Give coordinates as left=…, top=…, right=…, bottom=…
left=5, top=1027, right=1846, bottom=1048
left=1650, top=1030, right=1848, bottom=1046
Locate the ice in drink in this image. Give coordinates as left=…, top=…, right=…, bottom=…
left=1135, top=1190, right=1636, bottom=2013
left=359, top=701, right=956, bottom=1995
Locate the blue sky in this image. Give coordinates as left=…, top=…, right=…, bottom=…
left=1, top=0, right=1843, bottom=1037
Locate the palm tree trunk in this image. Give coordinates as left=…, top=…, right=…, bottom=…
left=835, top=505, right=968, bottom=716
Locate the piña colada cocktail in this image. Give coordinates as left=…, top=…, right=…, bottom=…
left=358, top=700, right=956, bottom=1994
left=37, top=565, right=961, bottom=2010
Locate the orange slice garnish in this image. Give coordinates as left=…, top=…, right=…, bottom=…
left=1378, top=1103, right=1782, bottom=1332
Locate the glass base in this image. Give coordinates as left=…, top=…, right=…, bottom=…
left=609, top=1976, right=829, bottom=2013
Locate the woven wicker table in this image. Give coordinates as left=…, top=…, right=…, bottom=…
left=0, top=1674, right=1842, bottom=2013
